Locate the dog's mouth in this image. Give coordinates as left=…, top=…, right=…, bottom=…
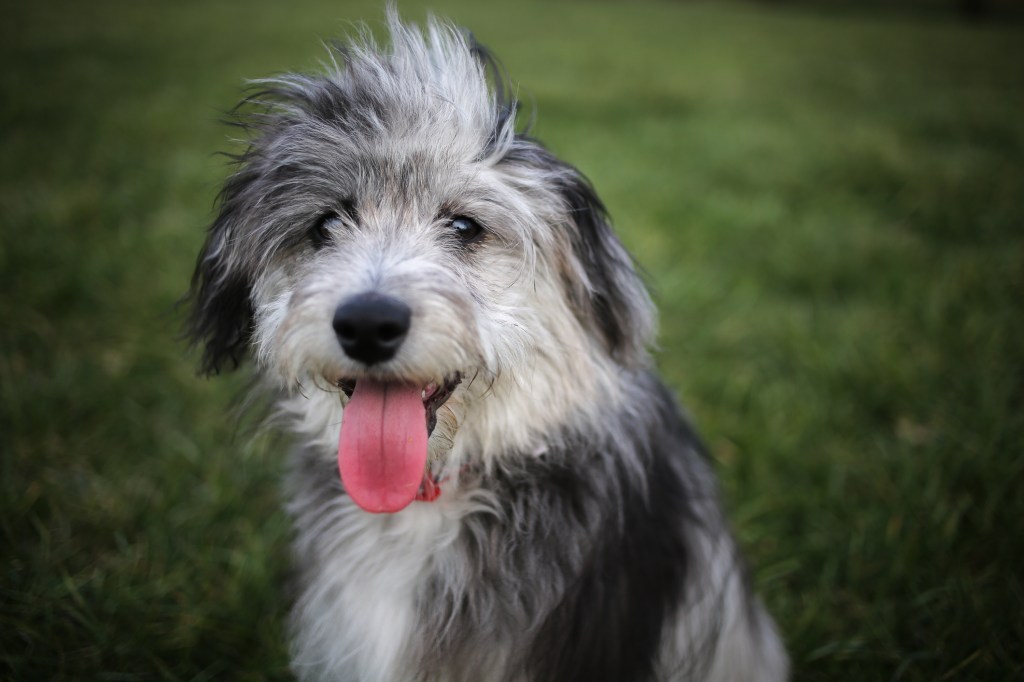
left=334, top=373, right=461, bottom=514
left=335, top=373, right=460, bottom=436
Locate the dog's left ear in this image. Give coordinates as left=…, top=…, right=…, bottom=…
left=185, top=173, right=256, bottom=375
left=553, top=164, right=656, bottom=367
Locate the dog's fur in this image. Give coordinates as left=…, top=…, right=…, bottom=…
left=187, top=14, right=787, bottom=682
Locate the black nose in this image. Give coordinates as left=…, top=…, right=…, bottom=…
left=332, top=293, right=412, bottom=365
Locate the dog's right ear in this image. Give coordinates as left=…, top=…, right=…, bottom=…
left=185, top=173, right=256, bottom=375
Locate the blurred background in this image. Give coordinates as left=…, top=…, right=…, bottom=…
left=2, top=0, right=1022, bottom=679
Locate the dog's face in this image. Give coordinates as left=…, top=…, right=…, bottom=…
left=188, top=21, right=655, bottom=510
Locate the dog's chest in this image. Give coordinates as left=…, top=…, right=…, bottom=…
left=294, top=497, right=515, bottom=682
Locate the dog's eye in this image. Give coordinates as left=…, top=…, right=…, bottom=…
left=310, top=201, right=356, bottom=251
left=310, top=212, right=340, bottom=250
left=451, top=216, right=483, bottom=244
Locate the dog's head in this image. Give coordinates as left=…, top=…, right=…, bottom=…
left=187, top=15, right=655, bottom=510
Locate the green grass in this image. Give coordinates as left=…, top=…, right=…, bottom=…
left=2, top=1, right=1022, bottom=680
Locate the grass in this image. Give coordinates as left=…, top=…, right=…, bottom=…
left=2, top=0, right=1022, bottom=680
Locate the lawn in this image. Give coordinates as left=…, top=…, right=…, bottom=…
left=2, top=1, right=1022, bottom=680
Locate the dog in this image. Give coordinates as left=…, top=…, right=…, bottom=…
left=187, top=14, right=788, bottom=682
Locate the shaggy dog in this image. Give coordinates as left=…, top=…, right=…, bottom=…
left=187, top=14, right=788, bottom=682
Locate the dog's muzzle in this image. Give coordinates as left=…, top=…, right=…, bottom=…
left=332, top=293, right=411, bottom=365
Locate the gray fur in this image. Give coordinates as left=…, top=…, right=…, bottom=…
left=189, top=12, right=787, bottom=681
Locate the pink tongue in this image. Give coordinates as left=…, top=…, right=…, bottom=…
left=338, top=379, right=428, bottom=513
